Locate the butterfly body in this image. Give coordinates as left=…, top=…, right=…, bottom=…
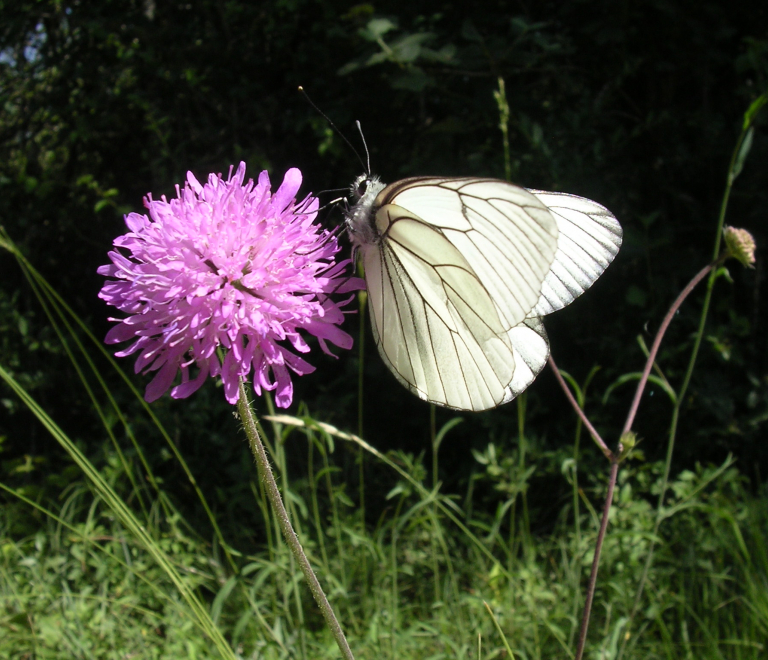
left=346, top=175, right=622, bottom=412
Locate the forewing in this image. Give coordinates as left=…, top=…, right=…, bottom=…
left=378, top=178, right=559, bottom=329
left=526, top=190, right=623, bottom=317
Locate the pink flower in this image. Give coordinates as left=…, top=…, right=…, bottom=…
left=98, top=163, right=363, bottom=408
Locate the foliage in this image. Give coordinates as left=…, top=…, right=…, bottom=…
left=2, top=427, right=767, bottom=658
left=1, top=0, right=767, bottom=475
left=2, top=1, right=768, bottom=658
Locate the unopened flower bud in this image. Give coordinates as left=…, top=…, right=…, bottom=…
left=723, top=226, right=756, bottom=268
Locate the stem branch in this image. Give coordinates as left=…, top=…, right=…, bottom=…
left=623, top=259, right=719, bottom=435
left=549, top=355, right=612, bottom=460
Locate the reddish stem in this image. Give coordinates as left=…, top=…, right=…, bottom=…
left=574, top=459, right=619, bottom=660
left=552, top=258, right=720, bottom=660
left=548, top=355, right=613, bottom=461
left=622, top=261, right=716, bottom=435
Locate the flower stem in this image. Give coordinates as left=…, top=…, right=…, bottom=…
left=548, top=355, right=613, bottom=461
left=555, top=257, right=722, bottom=659
left=622, top=258, right=721, bottom=435
left=574, top=458, right=619, bottom=660
left=237, top=382, right=356, bottom=660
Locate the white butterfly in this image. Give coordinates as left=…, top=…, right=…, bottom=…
left=346, top=175, right=622, bottom=411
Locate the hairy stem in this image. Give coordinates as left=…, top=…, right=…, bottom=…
left=237, top=382, right=356, bottom=660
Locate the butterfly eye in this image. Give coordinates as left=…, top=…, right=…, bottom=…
left=356, top=180, right=368, bottom=198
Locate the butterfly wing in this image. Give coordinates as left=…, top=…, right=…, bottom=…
left=381, top=178, right=559, bottom=330
left=359, top=178, right=557, bottom=410
left=363, top=213, right=550, bottom=411
left=349, top=175, right=620, bottom=411
left=525, top=190, right=623, bottom=317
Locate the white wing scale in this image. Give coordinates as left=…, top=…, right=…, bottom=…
left=526, top=190, right=623, bottom=317
left=347, top=175, right=621, bottom=411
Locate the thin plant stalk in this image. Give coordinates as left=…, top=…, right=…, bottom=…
left=355, top=270, right=370, bottom=626
left=357, top=287, right=367, bottom=529
left=494, top=76, right=512, bottom=182
left=549, top=358, right=611, bottom=460
left=574, top=459, right=618, bottom=660
left=237, top=381, right=356, bottom=660
left=617, top=100, right=764, bottom=658
left=622, top=260, right=719, bottom=435
left=429, top=404, right=442, bottom=603
left=2, top=232, right=238, bottom=572
left=553, top=258, right=721, bottom=660
left=517, top=393, right=531, bottom=559
left=307, top=434, right=330, bottom=571
left=319, top=434, right=348, bottom=585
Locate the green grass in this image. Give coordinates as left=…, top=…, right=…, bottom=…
left=1, top=416, right=766, bottom=659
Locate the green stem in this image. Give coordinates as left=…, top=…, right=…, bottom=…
left=429, top=404, right=441, bottom=603
left=357, top=289, right=367, bottom=530
left=494, top=76, right=512, bottom=182
left=517, top=394, right=531, bottom=557
left=237, top=382, right=355, bottom=660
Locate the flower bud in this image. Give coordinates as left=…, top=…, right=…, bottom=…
left=723, top=226, right=756, bottom=268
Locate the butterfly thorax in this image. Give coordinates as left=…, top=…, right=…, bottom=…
left=346, top=174, right=386, bottom=249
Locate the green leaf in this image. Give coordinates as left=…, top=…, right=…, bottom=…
left=434, top=417, right=463, bottom=452
left=742, top=93, right=767, bottom=130
left=729, top=126, right=754, bottom=183
left=361, top=18, right=396, bottom=41
left=603, top=372, right=678, bottom=406
left=391, top=33, right=434, bottom=64
left=210, top=576, right=238, bottom=625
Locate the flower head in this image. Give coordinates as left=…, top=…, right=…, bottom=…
left=98, top=163, right=363, bottom=407
left=723, top=226, right=756, bottom=269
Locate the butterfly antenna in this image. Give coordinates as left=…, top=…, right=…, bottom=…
left=356, top=120, right=372, bottom=175
left=298, top=86, right=367, bottom=173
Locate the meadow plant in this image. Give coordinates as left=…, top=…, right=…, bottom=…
left=0, top=94, right=764, bottom=660
left=97, top=162, right=364, bottom=659
left=98, top=162, right=362, bottom=407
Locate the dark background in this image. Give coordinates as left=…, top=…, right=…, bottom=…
left=1, top=0, right=766, bottom=541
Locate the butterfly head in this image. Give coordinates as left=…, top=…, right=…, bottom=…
left=346, top=173, right=386, bottom=249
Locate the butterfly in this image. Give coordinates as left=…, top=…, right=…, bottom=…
left=345, top=174, right=622, bottom=412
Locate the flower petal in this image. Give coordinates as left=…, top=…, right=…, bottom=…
left=98, top=162, right=363, bottom=407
